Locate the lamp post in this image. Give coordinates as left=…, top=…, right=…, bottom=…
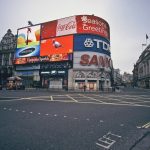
left=98, top=67, right=105, bottom=91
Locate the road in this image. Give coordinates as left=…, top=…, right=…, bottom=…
left=0, top=87, right=150, bottom=150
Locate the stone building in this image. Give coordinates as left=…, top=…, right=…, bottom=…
left=14, top=15, right=113, bottom=91
left=133, top=44, right=150, bottom=88
left=0, top=29, right=16, bottom=86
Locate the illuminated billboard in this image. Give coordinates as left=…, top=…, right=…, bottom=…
left=17, top=25, right=41, bottom=48
left=56, top=16, right=77, bottom=36
left=40, top=35, right=73, bottom=56
left=73, top=51, right=112, bottom=69
left=15, top=45, right=40, bottom=58
left=40, top=15, right=109, bottom=40
left=14, top=15, right=110, bottom=65
left=74, top=34, right=110, bottom=56
left=16, top=25, right=41, bottom=58
left=41, top=16, right=77, bottom=40
left=76, top=15, right=110, bottom=40
left=41, top=20, right=57, bottom=40
left=13, top=54, right=73, bottom=65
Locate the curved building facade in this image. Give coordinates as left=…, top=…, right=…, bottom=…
left=14, top=15, right=112, bottom=91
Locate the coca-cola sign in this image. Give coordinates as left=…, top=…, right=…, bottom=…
left=56, top=16, right=77, bottom=36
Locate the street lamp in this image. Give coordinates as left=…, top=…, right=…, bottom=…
left=98, top=67, right=105, bottom=91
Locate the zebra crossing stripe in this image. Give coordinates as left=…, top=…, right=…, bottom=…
left=142, top=122, right=150, bottom=128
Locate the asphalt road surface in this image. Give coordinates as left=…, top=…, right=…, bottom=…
left=0, top=87, right=150, bottom=150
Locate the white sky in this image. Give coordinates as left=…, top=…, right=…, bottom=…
left=0, top=0, right=150, bottom=74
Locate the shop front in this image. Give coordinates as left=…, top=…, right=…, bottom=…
left=40, top=70, right=68, bottom=90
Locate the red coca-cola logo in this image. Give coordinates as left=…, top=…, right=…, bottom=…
left=57, top=21, right=76, bottom=31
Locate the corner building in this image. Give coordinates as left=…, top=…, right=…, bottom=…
left=14, top=15, right=112, bottom=91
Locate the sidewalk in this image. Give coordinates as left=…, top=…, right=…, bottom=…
left=131, top=131, right=150, bottom=150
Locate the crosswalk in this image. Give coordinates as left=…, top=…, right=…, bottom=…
left=137, top=122, right=150, bottom=129
left=0, top=93, right=150, bottom=107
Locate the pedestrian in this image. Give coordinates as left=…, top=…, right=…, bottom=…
left=83, top=85, right=86, bottom=92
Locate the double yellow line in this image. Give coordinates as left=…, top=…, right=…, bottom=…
left=142, top=122, right=150, bottom=129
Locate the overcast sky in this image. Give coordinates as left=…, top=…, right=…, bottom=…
left=0, top=0, right=150, bottom=74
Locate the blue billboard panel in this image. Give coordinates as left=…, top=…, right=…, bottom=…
left=74, top=34, right=111, bottom=56
left=15, top=45, right=40, bottom=58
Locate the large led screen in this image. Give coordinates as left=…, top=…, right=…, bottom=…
left=74, top=34, right=110, bottom=56
left=13, top=54, right=73, bottom=65
left=40, top=35, right=73, bottom=56
left=73, top=51, right=112, bottom=70
left=76, top=15, right=110, bottom=40
left=41, top=20, right=57, bottom=40
left=41, top=16, right=77, bottom=40
left=17, top=25, right=41, bottom=48
left=56, top=16, right=77, bottom=36
left=15, top=25, right=41, bottom=58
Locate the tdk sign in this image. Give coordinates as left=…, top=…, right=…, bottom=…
left=74, top=34, right=110, bottom=56
left=84, top=38, right=110, bottom=51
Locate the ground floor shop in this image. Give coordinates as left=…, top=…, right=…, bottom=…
left=15, top=68, right=112, bottom=91
left=40, top=70, right=68, bottom=90
left=69, top=69, right=112, bottom=91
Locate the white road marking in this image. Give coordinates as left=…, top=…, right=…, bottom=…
left=30, top=112, right=33, bottom=114
left=54, top=114, right=58, bottom=117
left=66, top=94, right=78, bottom=102
left=74, top=117, right=78, bottom=120
left=22, top=110, right=26, bottom=113
left=64, top=116, right=67, bottom=118
left=0, top=98, right=23, bottom=102
left=16, top=109, right=19, bottom=112
left=100, top=120, right=104, bottom=123
left=79, top=94, right=104, bottom=103
left=45, top=114, right=49, bottom=116
left=1, top=94, right=149, bottom=108
left=8, top=108, right=12, bottom=111
left=93, top=94, right=134, bottom=104
left=96, top=132, right=121, bottom=149
left=50, top=96, right=53, bottom=101
left=3, top=107, right=7, bottom=110
left=38, top=113, right=41, bottom=115
left=142, top=122, right=150, bottom=128
left=40, top=99, right=150, bottom=108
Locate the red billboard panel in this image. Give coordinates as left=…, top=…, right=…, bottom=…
left=40, top=35, right=73, bottom=56
left=41, top=20, right=57, bottom=40
left=76, top=15, right=110, bottom=39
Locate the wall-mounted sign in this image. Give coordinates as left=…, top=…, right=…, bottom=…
left=74, top=51, right=112, bottom=69
left=40, top=35, right=73, bottom=56
left=17, top=25, right=41, bottom=48
left=76, top=15, right=110, bottom=40
left=74, top=34, right=110, bottom=56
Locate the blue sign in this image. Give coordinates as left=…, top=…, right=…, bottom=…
left=74, top=34, right=111, bottom=56
left=15, top=45, right=40, bottom=58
